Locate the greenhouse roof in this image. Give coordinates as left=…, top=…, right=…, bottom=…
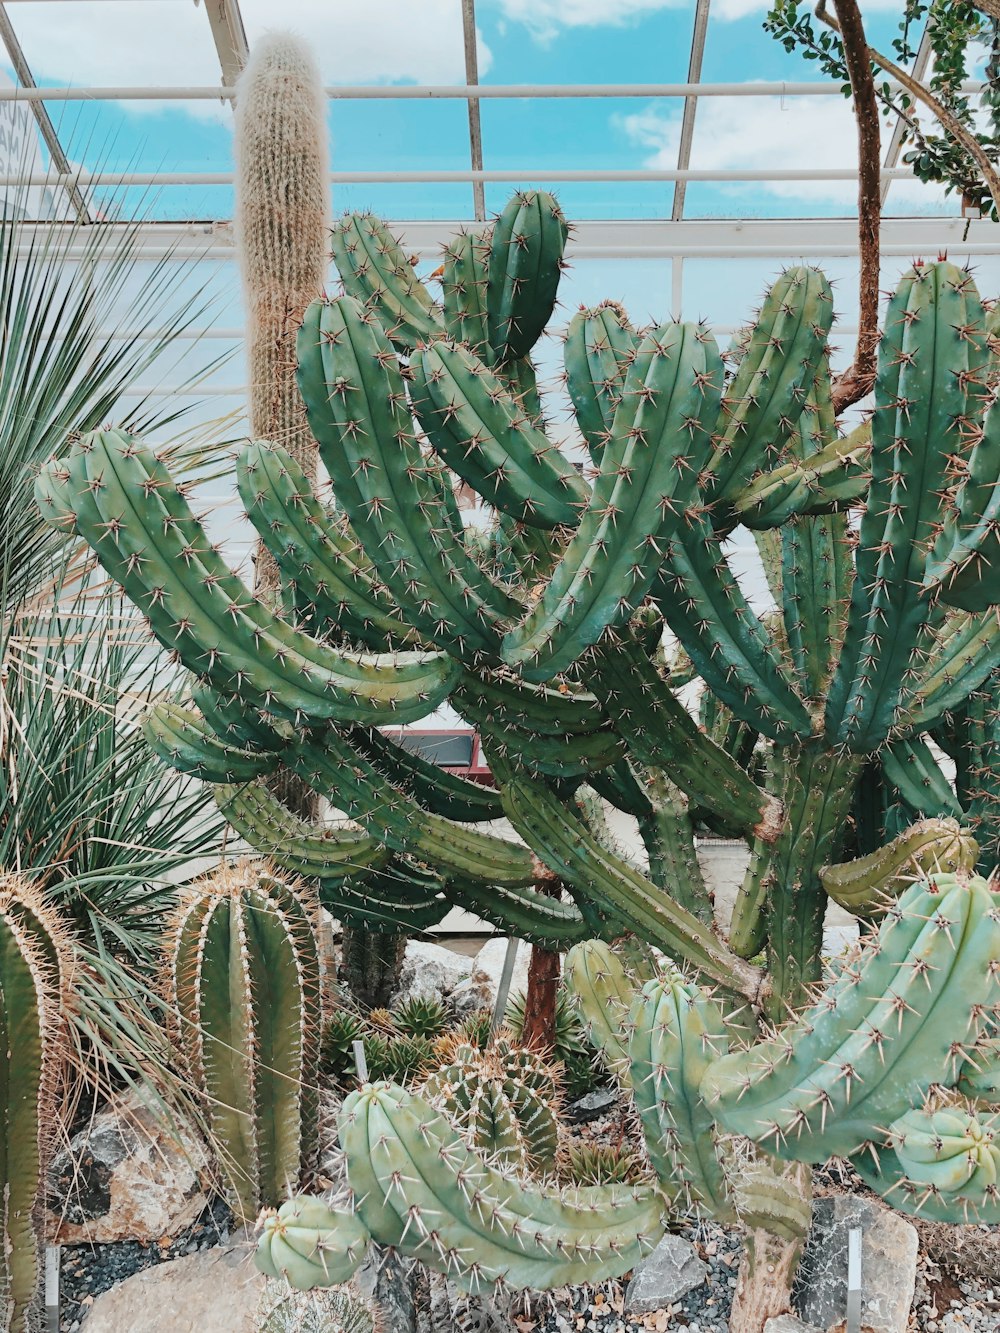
left=0, top=0, right=993, bottom=232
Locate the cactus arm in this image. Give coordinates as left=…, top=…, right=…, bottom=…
left=904, top=608, right=1000, bottom=733
left=926, top=390, right=1000, bottom=611
left=442, top=876, right=590, bottom=946
left=779, top=357, right=853, bottom=698
left=455, top=692, right=626, bottom=780
left=296, top=297, right=518, bottom=656
left=68, top=431, right=459, bottom=725
left=707, top=267, right=835, bottom=518
left=236, top=441, right=416, bottom=650
left=652, top=523, right=813, bottom=743
left=591, top=641, right=781, bottom=842
left=340, top=1082, right=666, bottom=1291
left=486, top=190, right=567, bottom=364
left=762, top=742, right=861, bottom=1016
left=563, top=301, right=639, bottom=463
left=486, top=744, right=763, bottom=1001
left=943, top=681, right=1000, bottom=872
left=728, top=749, right=788, bottom=960
left=285, top=729, right=537, bottom=889
left=637, top=770, right=714, bottom=926
left=410, top=341, right=589, bottom=529
left=190, top=684, right=291, bottom=752
left=703, top=874, right=1000, bottom=1162
left=441, top=228, right=491, bottom=357
left=852, top=1137, right=1000, bottom=1225
left=821, top=817, right=979, bottom=919
left=218, top=783, right=446, bottom=931
left=330, top=212, right=443, bottom=352
left=256, top=1196, right=371, bottom=1290
left=782, top=512, right=851, bottom=699
left=564, top=939, right=636, bottom=1083
left=212, top=781, right=389, bottom=881
left=503, top=322, right=723, bottom=680
left=354, top=728, right=504, bottom=823
left=733, top=421, right=871, bottom=529
left=881, top=735, right=963, bottom=820
left=630, top=974, right=736, bottom=1220
left=143, top=701, right=278, bottom=784
left=826, top=263, right=990, bottom=750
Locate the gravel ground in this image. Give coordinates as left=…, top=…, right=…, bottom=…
left=59, top=1197, right=234, bottom=1332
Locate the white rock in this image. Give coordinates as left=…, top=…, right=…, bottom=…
left=48, top=1087, right=210, bottom=1245
left=389, top=939, right=473, bottom=1007
left=81, top=1245, right=262, bottom=1332
left=625, top=1233, right=708, bottom=1313
left=794, top=1195, right=918, bottom=1333
left=448, top=938, right=533, bottom=1020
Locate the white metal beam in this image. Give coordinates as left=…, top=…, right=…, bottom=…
left=12, top=216, right=997, bottom=261
left=672, top=0, right=711, bottom=221
left=0, top=4, right=90, bottom=222
left=0, top=165, right=936, bottom=186
left=460, top=0, right=485, bottom=221
left=200, top=0, right=248, bottom=89
left=0, top=80, right=981, bottom=102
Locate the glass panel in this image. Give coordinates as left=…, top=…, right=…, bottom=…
left=391, top=731, right=476, bottom=767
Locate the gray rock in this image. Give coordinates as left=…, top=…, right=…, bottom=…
left=389, top=939, right=472, bottom=1007
left=353, top=1244, right=416, bottom=1333
left=565, top=1086, right=618, bottom=1123
left=81, top=1244, right=260, bottom=1332
left=625, top=1233, right=708, bottom=1314
left=793, top=1195, right=918, bottom=1333
left=49, top=1086, right=210, bottom=1244
left=448, top=938, right=532, bottom=1019
left=763, top=1317, right=823, bottom=1333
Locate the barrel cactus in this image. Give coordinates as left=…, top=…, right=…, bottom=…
left=166, top=861, right=321, bottom=1219
left=0, top=877, right=72, bottom=1333
left=421, top=1031, right=561, bottom=1172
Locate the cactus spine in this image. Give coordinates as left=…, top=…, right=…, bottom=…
left=167, top=861, right=321, bottom=1219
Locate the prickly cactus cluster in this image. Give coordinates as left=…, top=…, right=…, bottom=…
left=34, top=188, right=1000, bottom=1318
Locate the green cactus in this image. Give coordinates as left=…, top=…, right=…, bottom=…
left=337, top=1081, right=666, bottom=1292
left=820, top=816, right=979, bottom=918
left=167, top=861, right=321, bottom=1219
left=629, top=969, right=735, bottom=1219
left=392, top=995, right=450, bottom=1039
left=0, top=878, right=71, bottom=1333
left=422, top=1032, right=561, bottom=1171
left=256, top=1194, right=370, bottom=1291
left=39, top=181, right=1000, bottom=1317
left=702, top=873, right=1000, bottom=1162
left=563, top=938, right=640, bottom=1084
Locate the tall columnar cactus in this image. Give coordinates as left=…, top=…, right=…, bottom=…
left=233, top=33, right=329, bottom=498
left=167, top=860, right=321, bottom=1219
left=36, top=184, right=1000, bottom=1332
left=0, top=877, right=71, bottom=1333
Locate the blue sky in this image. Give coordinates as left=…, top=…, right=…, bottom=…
left=0, top=0, right=966, bottom=223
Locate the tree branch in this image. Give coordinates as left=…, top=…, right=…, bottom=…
left=818, top=0, right=1000, bottom=217
left=830, top=0, right=881, bottom=416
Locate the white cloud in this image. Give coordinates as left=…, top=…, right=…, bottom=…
left=5, top=1, right=490, bottom=123
left=494, top=0, right=906, bottom=35
left=492, top=0, right=685, bottom=43
left=619, top=95, right=947, bottom=208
